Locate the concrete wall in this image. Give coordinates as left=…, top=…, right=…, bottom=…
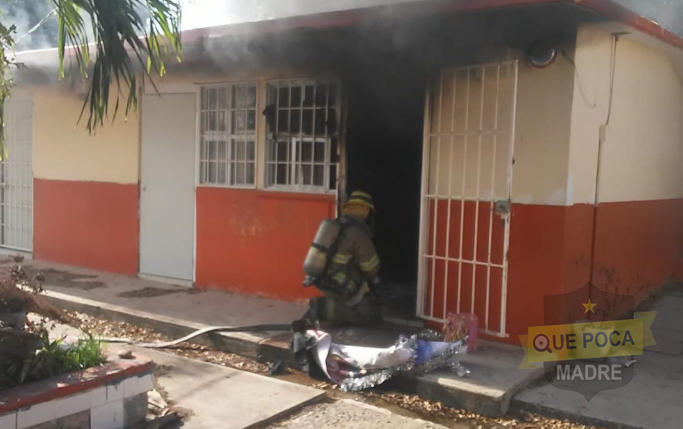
left=15, top=84, right=141, bottom=274
left=567, top=25, right=683, bottom=306
left=149, top=68, right=335, bottom=300
left=423, top=53, right=581, bottom=338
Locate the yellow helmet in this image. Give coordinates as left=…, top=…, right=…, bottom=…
left=343, top=190, right=375, bottom=212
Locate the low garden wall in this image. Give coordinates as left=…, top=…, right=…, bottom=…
left=0, top=353, right=153, bottom=429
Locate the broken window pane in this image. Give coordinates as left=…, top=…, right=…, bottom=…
left=329, top=164, right=337, bottom=189
left=276, top=163, right=288, bottom=184
left=265, top=80, right=340, bottom=192
left=327, top=109, right=337, bottom=133
left=291, top=86, right=302, bottom=107
left=278, top=110, right=288, bottom=133
left=315, top=108, right=327, bottom=134
left=315, top=85, right=328, bottom=106
left=278, top=86, right=290, bottom=108
left=290, top=110, right=301, bottom=134
left=304, top=85, right=315, bottom=107
left=277, top=140, right=289, bottom=162
left=303, top=110, right=313, bottom=135
left=330, top=138, right=339, bottom=163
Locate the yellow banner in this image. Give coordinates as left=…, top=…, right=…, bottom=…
left=522, top=313, right=657, bottom=364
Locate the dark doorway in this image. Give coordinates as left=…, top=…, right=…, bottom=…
left=345, top=65, right=425, bottom=319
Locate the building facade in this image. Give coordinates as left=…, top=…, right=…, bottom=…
left=6, top=0, right=683, bottom=343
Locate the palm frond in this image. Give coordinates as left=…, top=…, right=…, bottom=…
left=53, top=0, right=182, bottom=132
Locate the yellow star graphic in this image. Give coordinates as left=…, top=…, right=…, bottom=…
left=583, top=298, right=597, bottom=314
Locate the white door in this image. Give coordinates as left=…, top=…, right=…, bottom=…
left=418, top=61, right=518, bottom=338
left=2, top=96, right=33, bottom=251
left=140, top=93, right=196, bottom=282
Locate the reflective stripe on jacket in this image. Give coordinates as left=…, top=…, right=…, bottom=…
left=327, top=214, right=380, bottom=299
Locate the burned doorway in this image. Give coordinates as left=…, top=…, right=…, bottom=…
left=345, top=70, right=425, bottom=319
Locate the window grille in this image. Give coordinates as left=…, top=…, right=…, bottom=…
left=199, top=84, right=257, bottom=187
left=265, top=80, right=339, bottom=192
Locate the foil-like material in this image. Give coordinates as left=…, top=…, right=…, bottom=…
left=412, top=338, right=468, bottom=376
left=336, top=333, right=469, bottom=392
left=339, top=366, right=403, bottom=392
left=416, top=329, right=444, bottom=341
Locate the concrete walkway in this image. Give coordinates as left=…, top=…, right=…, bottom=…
left=44, top=316, right=325, bottom=429
left=274, top=400, right=455, bottom=429
left=11, top=259, right=538, bottom=417
left=129, top=347, right=325, bottom=429
left=513, top=284, right=683, bottom=429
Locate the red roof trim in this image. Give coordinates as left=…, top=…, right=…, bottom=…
left=573, top=0, right=683, bottom=51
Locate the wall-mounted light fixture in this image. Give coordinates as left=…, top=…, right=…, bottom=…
left=527, top=40, right=557, bottom=69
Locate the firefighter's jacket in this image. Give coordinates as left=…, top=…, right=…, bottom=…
left=327, top=214, right=380, bottom=300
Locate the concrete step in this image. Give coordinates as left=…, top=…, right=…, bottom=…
left=44, top=288, right=543, bottom=417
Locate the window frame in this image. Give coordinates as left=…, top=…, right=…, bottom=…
left=197, top=82, right=258, bottom=189
left=263, top=78, right=341, bottom=194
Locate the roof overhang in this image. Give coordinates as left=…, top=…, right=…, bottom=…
left=13, top=0, right=683, bottom=82
left=179, top=0, right=683, bottom=52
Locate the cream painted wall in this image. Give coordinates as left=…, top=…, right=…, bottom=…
left=567, top=25, right=612, bottom=205
left=598, top=35, right=683, bottom=202
left=511, top=55, right=575, bottom=205
left=23, top=85, right=140, bottom=184
left=426, top=55, right=576, bottom=206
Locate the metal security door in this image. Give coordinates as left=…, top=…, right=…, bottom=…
left=1, top=96, right=33, bottom=251
left=140, top=93, right=196, bottom=282
left=418, top=61, right=518, bottom=337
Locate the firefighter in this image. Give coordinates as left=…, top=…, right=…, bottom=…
left=309, top=190, right=382, bottom=326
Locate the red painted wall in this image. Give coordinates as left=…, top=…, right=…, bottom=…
left=195, top=187, right=336, bottom=301
left=425, top=198, right=683, bottom=343
left=34, top=179, right=139, bottom=275
left=425, top=201, right=596, bottom=344
left=591, top=198, right=683, bottom=303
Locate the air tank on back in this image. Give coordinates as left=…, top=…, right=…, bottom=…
left=303, top=219, right=341, bottom=285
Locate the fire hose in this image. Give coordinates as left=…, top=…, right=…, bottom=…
left=101, top=323, right=297, bottom=349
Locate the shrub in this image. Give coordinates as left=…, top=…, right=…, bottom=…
left=1, top=332, right=106, bottom=389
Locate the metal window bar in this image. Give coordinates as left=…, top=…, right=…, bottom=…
left=199, top=84, right=256, bottom=188
left=265, top=79, right=338, bottom=193
left=418, top=61, right=519, bottom=338
left=1, top=97, right=33, bottom=252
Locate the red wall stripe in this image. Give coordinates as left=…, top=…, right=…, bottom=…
left=33, top=179, right=139, bottom=275
left=195, top=187, right=335, bottom=301
left=426, top=199, right=682, bottom=344
left=591, top=198, right=683, bottom=303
